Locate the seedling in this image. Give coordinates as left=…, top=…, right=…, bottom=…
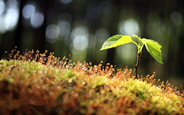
left=100, top=35, right=163, bottom=79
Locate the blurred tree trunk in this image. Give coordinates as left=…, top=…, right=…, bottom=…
left=177, top=0, right=184, bottom=77
left=14, top=0, right=26, bottom=51
left=106, top=0, right=122, bottom=64
left=0, top=0, right=25, bottom=58
left=32, top=0, right=48, bottom=53
left=176, top=34, right=184, bottom=77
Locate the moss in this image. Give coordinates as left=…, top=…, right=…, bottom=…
left=0, top=50, right=183, bottom=115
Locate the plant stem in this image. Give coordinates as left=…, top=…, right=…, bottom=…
left=135, top=52, right=142, bottom=79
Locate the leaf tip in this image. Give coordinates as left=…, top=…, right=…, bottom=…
left=100, top=47, right=106, bottom=51
left=132, top=34, right=138, bottom=38
left=160, top=61, right=164, bottom=64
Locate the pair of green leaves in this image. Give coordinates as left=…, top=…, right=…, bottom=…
left=100, top=35, right=163, bottom=64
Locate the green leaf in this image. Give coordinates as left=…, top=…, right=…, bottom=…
left=100, top=35, right=138, bottom=50
left=132, top=35, right=142, bottom=44
left=144, top=39, right=163, bottom=64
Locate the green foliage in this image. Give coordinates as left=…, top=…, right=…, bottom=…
left=100, top=34, right=163, bottom=64
left=100, top=35, right=138, bottom=50
left=143, top=39, right=163, bottom=64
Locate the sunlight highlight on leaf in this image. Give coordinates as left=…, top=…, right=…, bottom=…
left=100, top=35, right=138, bottom=50
left=144, top=39, right=163, bottom=64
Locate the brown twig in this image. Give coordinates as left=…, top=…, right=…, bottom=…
left=134, top=52, right=142, bottom=79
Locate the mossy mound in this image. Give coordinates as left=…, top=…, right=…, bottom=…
left=0, top=50, right=184, bottom=115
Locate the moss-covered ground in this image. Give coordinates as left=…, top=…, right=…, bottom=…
left=0, top=49, right=184, bottom=115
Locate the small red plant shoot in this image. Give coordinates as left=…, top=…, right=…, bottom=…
left=100, top=35, right=163, bottom=79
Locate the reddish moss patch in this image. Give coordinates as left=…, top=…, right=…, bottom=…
left=0, top=49, right=183, bottom=115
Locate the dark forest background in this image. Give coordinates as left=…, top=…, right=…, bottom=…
left=0, top=0, right=184, bottom=86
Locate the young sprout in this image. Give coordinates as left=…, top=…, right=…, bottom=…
left=100, top=35, right=163, bottom=79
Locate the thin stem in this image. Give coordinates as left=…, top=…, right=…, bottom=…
left=134, top=52, right=142, bottom=79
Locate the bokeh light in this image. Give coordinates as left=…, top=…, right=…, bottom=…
left=22, top=2, right=44, bottom=28
left=71, top=25, right=89, bottom=51
left=30, top=11, right=44, bottom=28
left=46, top=24, right=60, bottom=43
left=58, top=20, right=71, bottom=47
left=22, top=4, right=36, bottom=19
left=4, top=8, right=19, bottom=30
left=60, top=0, right=72, bottom=4
left=118, top=18, right=139, bottom=35
left=116, top=44, right=137, bottom=65
left=59, top=20, right=71, bottom=38
left=0, top=0, right=5, bottom=15
left=171, top=11, right=183, bottom=26
left=73, top=35, right=88, bottom=51
left=0, top=0, right=19, bottom=33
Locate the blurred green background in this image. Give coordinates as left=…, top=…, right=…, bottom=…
left=0, top=0, right=184, bottom=86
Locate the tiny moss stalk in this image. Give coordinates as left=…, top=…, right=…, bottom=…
left=0, top=49, right=183, bottom=115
